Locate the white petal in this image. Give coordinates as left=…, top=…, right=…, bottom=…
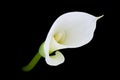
left=43, top=11, right=103, bottom=66
left=50, top=12, right=103, bottom=48
left=46, top=51, right=65, bottom=66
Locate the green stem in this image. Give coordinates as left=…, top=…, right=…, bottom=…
left=22, top=52, right=41, bottom=72
left=22, top=42, right=45, bottom=72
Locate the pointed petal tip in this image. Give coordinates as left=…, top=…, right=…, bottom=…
left=96, top=15, right=104, bottom=20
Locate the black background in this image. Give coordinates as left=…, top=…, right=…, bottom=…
left=1, top=0, right=114, bottom=79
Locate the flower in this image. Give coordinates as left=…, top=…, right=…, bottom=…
left=22, top=11, right=103, bottom=72
left=39, top=12, right=104, bottom=66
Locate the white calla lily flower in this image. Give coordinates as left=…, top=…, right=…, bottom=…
left=42, top=12, right=103, bottom=66
left=22, top=11, right=103, bottom=71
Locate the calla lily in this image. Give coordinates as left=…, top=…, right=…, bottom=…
left=22, top=11, right=103, bottom=71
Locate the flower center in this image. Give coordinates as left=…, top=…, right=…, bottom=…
left=54, top=31, right=65, bottom=44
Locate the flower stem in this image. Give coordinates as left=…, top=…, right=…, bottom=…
left=22, top=52, right=41, bottom=72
